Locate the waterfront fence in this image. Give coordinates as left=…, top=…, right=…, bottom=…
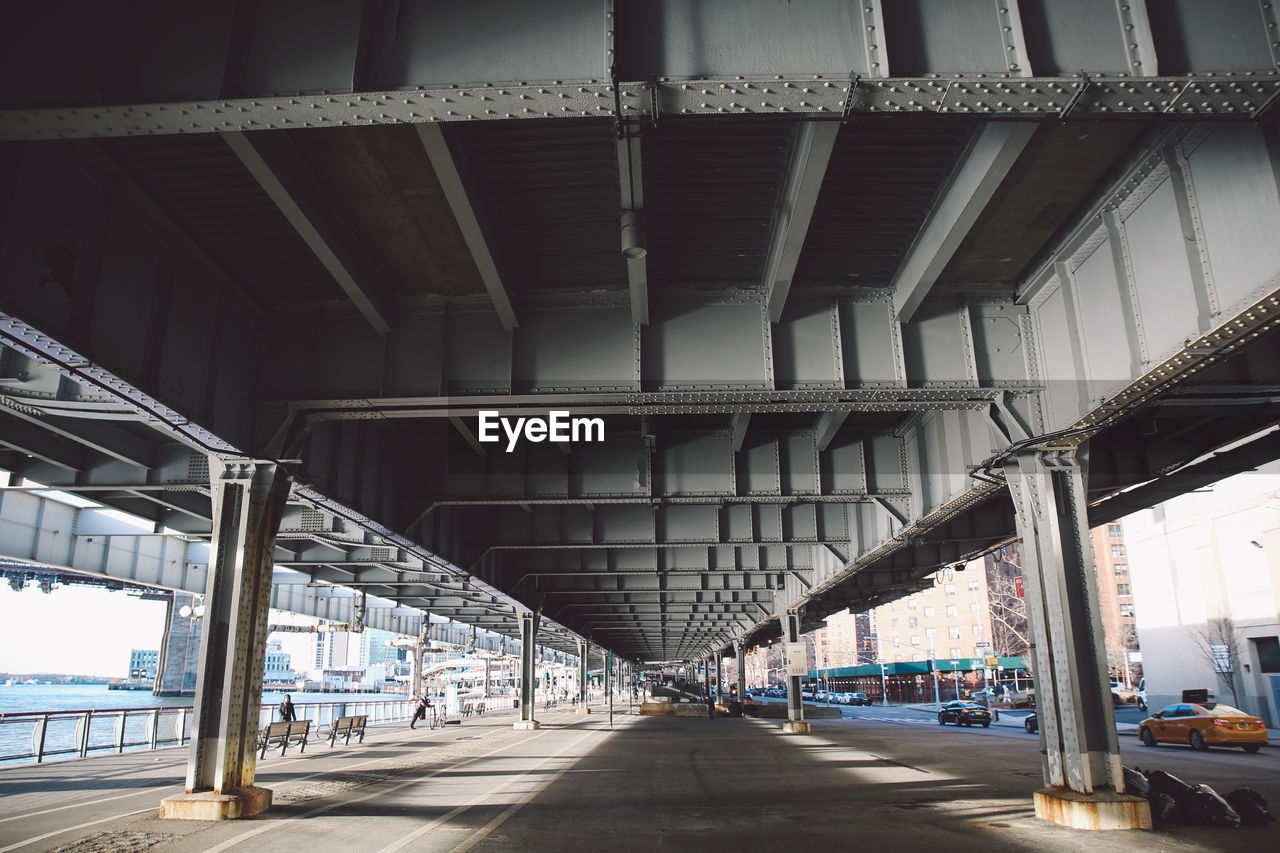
left=0, top=698, right=414, bottom=765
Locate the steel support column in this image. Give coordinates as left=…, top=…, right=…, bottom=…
left=1004, top=448, right=1144, bottom=820
left=516, top=610, right=541, bottom=729
left=736, top=640, right=747, bottom=708
left=576, top=639, right=591, bottom=714
left=782, top=610, right=809, bottom=733
left=161, top=461, right=291, bottom=820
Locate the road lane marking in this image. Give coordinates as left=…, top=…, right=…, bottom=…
left=0, top=808, right=155, bottom=853
left=205, top=716, right=606, bottom=853
left=383, top=725, right=608, bottom=853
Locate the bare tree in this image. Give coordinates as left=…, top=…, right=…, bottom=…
left=1188, top=615, right=1244, bottom=709
left=984, top=545, right=1030, bottom=658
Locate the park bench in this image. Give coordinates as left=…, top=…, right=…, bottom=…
left=258, top=720, right=310, bottom=757
left=461, top=702, right=475, bottom=718
left=321, top=715, right=367, bottom=747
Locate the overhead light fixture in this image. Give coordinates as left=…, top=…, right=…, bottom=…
left=620, top=210, right=646, bottom=259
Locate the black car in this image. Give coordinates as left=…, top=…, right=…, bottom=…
left=848, top=692, right=872, bottom=706
left=938, top=701, right=992, bottom=727
left=1024, top=712, right=1038, bottom=734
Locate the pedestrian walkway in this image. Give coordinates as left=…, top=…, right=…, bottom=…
left=0, top=706, right=1272, bottom=852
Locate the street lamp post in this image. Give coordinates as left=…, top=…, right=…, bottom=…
left=930, top=645, right=941, bottom=705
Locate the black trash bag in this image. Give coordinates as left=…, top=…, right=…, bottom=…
left=1147, top=770, right=1195, bottom=808
left=1123, top=766, right=1150, bottom=799
left=1150, top=792, right=1179, bottom=826
left=1224, top=788, right=1276, bottom=827
left=1184, top=784, right=1241, bottom=828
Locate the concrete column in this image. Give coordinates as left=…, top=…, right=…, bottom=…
left=1005, top=449, right=1149, bottom=829
left=736, top=641, right=747, bottom=705
left=576, top=639, right=590, bottom=713
left=515, top=611, right=540, bottom=729
left=782, top=611, right=810, bottom=733
left=154, top=591, right=202, bottom=696
left=161, top=461, right=291, bottom=821
left=483, top=656, right=491, bottom=699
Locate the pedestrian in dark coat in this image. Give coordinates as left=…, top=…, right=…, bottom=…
left=706, top=695, right=716, bottom=719
left=279, top=695, right=297, bottom=722
left=410, top=695, right=430, bottom=729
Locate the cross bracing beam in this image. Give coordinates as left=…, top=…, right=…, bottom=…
left=222, top=131, right=395, bottom=335
left=764, top=122, right=840, bottom=322
left=417, top=124, right=519, bottom=331
left=892, top=122, right=1038, bottom=323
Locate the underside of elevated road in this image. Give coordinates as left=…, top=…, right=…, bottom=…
left=3, top=0, right=1280, bottom=829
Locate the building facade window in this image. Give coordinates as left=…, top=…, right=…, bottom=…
left=1119, top=603, right=1134, bottom=617
left=911, top=635, right=921, bottom=647
left=945, top=584, right=956, bottom=595
left=1117, top=583, right=1131, bottom=596
left=1111, top=544, right=1124, bottom=557
left=909, top=617, right=918, bottom=628
left=948, top=627, right=961, bottom=639
left=972, top=625, right=982, bottom=635
left=1108, top=523, right=1122, bottom=537
left=968, top=580, right=980, bottom=590
left=908, top=599, right=918, bottom=610
left=950, top=648, right=962, bottom=657
left=924, top=607, right=935, bottom=617
left=970, top=602, right=979, bottom=614
left=1114, top=564, right=1128, bottom=575
left=946, top=605, right=958, bottom=618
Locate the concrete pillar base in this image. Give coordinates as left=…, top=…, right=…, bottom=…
left=575, top=707, right=592, bottom=715
left=780, top=720, right=811, bottom=734
left=1033, top=787, right=1152, bottom=831
left=513, top=720, right=541, bottom=730
left=160, top=786, right=272, bottom=821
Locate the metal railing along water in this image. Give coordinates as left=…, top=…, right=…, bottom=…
left=0, top=699, right=415, bottom=766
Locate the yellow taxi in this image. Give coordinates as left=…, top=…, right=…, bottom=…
left=1138, top=702, right=1268, bottom=753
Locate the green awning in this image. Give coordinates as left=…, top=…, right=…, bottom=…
left=808, top=656, right=1029, bottom=678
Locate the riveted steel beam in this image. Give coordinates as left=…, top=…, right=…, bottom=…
left=7, top=76, right=1280, bottom=142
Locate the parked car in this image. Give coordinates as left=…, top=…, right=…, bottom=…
left=1024, top=712, right=1038, bottom=734
left=849, top=692, right=872, bottom=706
left=1138, top=702, right=1267, bottom=752
left=938, top=701, right=992, bottom=727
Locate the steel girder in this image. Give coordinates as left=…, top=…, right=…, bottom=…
left=4, top=0, right=1280, bottom=141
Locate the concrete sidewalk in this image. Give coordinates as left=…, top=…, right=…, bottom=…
left=3, top=707, right=1275, bottom=852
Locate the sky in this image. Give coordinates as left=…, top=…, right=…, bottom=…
left=0, top=583, right=326, bottom=678
left=0, top=583, right=169, bottom=677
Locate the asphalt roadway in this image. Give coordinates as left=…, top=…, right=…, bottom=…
left=0, top=703, right=1275, bottom=852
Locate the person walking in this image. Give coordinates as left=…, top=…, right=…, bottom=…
left=706, top=694, right=715, bottom=719
left=410, top=695, right=429, bottom=730
left=279, top=695, right=296, bottom=723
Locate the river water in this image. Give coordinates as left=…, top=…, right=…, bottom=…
left=0, top=684, right=408, bottom=765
